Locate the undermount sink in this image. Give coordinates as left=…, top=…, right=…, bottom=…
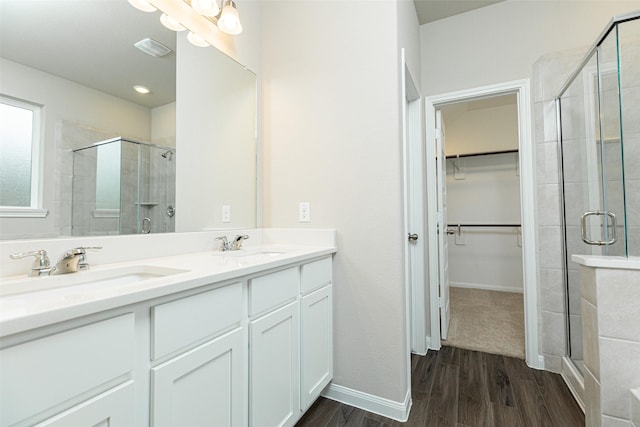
left=214, top=248, right=286, bottom=258
left=0, top=265, right=189, bottom=297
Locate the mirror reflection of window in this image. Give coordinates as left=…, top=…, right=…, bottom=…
left=0, top=96, right=41, bottom=210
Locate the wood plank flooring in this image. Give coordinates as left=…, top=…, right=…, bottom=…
left=295, top=346, right=584, bottom=427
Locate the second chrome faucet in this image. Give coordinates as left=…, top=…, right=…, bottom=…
left=216, top=235, right=250, bottom=251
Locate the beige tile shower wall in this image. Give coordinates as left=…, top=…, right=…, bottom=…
left=532, top=48, right=587, bottom=372
left=580, top=266, right=640, bottom=426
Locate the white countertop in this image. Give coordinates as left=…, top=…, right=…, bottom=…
left=0, top=244, right=336, bottom=337
left=571, top=254, right=640, bottom=270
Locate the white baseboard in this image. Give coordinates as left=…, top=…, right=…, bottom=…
left=450, top=281, right=523, bottom=294
left=321, top=383, right=411, bottom=422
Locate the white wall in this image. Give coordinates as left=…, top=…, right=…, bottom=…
left=420, top=0, right=640, bottom=96
left=261, top=0, right=420, bottom=407
left=0, top=58, right=151, bottom=239
left=151, top=102, right=176, bottom=147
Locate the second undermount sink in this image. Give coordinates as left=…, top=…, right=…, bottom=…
left=0, top=265, right=189, bottom=297
left=214, top=248, right=286, bottom=258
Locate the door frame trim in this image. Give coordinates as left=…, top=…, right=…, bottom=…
left=424, top=79, right=541, bottom=369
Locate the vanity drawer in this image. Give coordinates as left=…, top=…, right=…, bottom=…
left=301, top=257, right=332, bottom=294
left=249, top=267, right=298, bottom=316
left=0, top=314, right=134, bottom=427
left=152, top=282, right=242, bottom=360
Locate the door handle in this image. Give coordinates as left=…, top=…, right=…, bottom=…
left=446, top=229, right=455, bottom=235
left=580, top=210, right=617, bottom=245
left=408, top=233, right=419, bottom=241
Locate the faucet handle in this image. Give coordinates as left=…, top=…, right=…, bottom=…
left=10, top=249, right=50, bottom=267
left=10, top=249, right=54, bottom=276
left=232, top=235, right=249, bottom=250
left=215, top=236, right=230, bottom=251
left=68, top=246, right=102, bottom=270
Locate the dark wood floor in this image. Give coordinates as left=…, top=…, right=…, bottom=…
left=296, top=346, right=584, bottom=427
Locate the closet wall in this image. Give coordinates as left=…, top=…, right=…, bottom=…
left=443, top=95, right=524, bottom=293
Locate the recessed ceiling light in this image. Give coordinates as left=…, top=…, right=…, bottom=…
left=134, top=38, right=172, bottom=57
left=133, top=85, right=151, bottom=94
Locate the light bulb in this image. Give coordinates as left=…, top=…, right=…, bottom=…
left=160, top=13, right=186, bottom=31
left=127, top=0, right=157, bottom=12
left=217, top=0, right=242, bottom=35
left=187, top=32, right=209, bottom=47
left=191, top=0, right=220, bottom=17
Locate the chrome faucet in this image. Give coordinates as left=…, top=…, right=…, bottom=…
left=9, top=249, right=56, bottom=277
left=54, top=247, right=102, bottom=274
left=215, top=235, right=250, bottom=251
left=232, top=235, right=249, bottom=250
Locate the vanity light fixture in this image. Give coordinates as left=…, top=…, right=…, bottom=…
left=127, top=0, right=243, bottom=46
left=160, top=13, right=186, bottom=32
left=128, top=0, right=157, bottom=12
left=217, top=0, right=242, bottom=35
left=133, top=85, right=151, bottom=94
left=187, top=31, right=210, bottom=47
left=191, top=0, right=220, bottom=17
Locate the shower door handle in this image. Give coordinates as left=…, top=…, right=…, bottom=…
left=580, top=210, right=617, bottom=245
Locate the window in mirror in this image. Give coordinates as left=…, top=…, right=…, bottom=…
left=0, top=95, right=46, bottom=217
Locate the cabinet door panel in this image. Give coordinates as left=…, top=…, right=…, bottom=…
left=0, top=314, right=134, bottom=426
left=36, top=381, right=134, bottom=427
left=151, top=328, right=244, bottom=427
left=300, top=285, right=333, bottom=410
left=250, top=302, right=300, bottom=427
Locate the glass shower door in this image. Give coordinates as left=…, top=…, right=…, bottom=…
left=559, top=29, right=627, bottom=374
left=559, top=51, right=602, bottom=374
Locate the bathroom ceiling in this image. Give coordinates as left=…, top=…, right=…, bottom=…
left=0, top=0, right=176, bottom=109
left=413, top=0, right=506, bottom=25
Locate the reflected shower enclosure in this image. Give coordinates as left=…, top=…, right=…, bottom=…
left=71, top=137, right=176, bottom=236
left=557, top=15, right=639, bottom=375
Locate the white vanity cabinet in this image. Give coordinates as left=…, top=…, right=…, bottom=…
left=0, top=314, right=135, bottom=426
left=150, top=283, right=245, bottom=427
left=248, top=257, right=334, bottom=426
left=0, top=252, right=334, bottom=427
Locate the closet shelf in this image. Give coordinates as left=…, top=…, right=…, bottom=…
left=447, top=223, right=521, bottom=228
left=445, top=149, right=518, bottom=159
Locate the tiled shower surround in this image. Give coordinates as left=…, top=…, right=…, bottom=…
left=55, top=121, right=175, bottom=237
left=533, top=47, right=586, bottom=373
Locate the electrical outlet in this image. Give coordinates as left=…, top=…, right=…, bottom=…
left=222, top=205, right=231, bottom=223
left=299, top=202, right=310, bottom=222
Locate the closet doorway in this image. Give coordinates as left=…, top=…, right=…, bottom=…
left=441, top=94, right=524, bottom=358
left=424, top=80, right=540, bottom=368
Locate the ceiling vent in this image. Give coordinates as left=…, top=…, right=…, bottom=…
left=134, top=38, right=172, bottom=57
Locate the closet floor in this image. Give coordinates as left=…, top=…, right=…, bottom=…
left=443, top=287, right=525, bottom=359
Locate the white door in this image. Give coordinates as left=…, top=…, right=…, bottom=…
left=435, top=110, right=451, bottom=340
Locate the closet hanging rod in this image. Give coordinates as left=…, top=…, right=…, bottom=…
left=446, top=223, right=521, bottom=228
left=444, top=149, right=519, bottom=159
